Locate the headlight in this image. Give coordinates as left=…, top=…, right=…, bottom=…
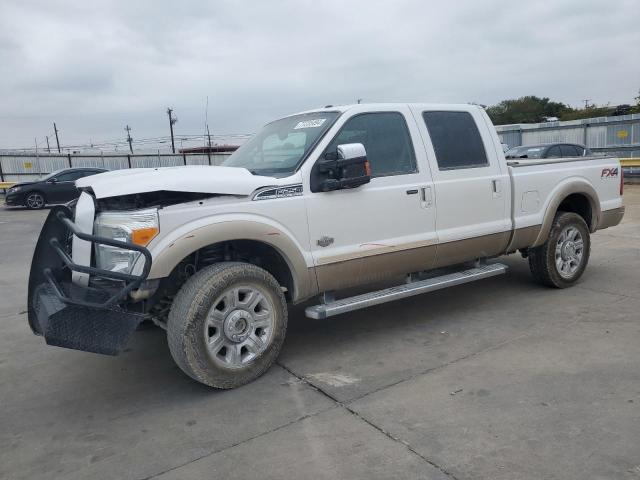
left=9, top=186, right=21, bottom=193
left=93, top=208, right=159, bottom=274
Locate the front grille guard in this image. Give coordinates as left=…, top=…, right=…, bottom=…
left=36, top=206, right=152, bottom=310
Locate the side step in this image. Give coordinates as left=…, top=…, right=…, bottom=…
left=305, top=263, right=508, bottom=319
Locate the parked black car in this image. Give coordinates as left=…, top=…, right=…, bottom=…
left=5, top=168, right=107, bottom=209
left=505, top=143, right=592, bottom=160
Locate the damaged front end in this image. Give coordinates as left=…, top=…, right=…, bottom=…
left=27, top=205, right=152, bottom=355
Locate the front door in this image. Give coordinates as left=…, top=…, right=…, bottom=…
left=303, top=106, right=437, bottom=292
left=47, top=170, right=83, bottom=203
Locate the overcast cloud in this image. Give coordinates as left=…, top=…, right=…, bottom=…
left=0, top=0, right=638, bottom=150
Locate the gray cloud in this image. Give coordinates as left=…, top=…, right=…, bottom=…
left=0, top=0, right=638, bottom=149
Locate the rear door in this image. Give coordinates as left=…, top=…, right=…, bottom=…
left=303, top=106, right=437, bottom=291
left=411, top=106, right=511, bottom=267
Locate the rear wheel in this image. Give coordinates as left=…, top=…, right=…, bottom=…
left=528, top=212, right=590, bottom=288
left=167, top=262, right=287, bottom=388
left=25, top=191, right=46, bottom=210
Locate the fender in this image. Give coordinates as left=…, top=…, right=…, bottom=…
left=532, top=179, right=601, bottom=248
left=133, top=214, right=317, bottom=303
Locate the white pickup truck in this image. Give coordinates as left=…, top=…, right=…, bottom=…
left=28, top=103, right=625, bottom=388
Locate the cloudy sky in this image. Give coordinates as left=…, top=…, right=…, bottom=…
left=0, top=0, right=638, bottom=151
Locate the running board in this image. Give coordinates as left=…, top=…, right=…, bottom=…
left=305, top=263, right=508, bottom=319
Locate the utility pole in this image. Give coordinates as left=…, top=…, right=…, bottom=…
left=53, top=122, right=61, bottom=153
left=206, top=124, right=212, bottom=165
left=167, top=108, right=177, bottom=153
left=125, top=125, right=133, bottom=153
left=582, top=99, right=592, bottom=109
left=46, top=136, right=51, bottom=153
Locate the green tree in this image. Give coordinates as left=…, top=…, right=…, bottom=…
left=633, top=89, right=640, bottom=113
left=486, top=96, right=573, bottom=125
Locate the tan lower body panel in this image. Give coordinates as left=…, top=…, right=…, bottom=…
left=597, top=206, right=625, bottom=230
left=315, top=244, right=437, bottom=292
left=507, top=225, right=542, bottom=252
left=431, top=231, right=511, bottom=269
left=314, top=231, right=517, bottom=292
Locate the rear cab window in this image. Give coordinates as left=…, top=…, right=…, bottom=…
left=421, top=111, right=488, bottom=170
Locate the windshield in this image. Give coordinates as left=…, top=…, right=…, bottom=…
left=505, top=146, right=544, bottom=159
left=223, top=112, right=340, bottom=177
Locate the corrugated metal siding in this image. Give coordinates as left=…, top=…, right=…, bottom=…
left=0, top=152, right=232, bottom=183
left=498, top=130, right=521, bottom=148
left=522, top=127, right=585, bottom=146
left=586, top=125, right=607, bottom=149
left=495, top=114, right=640, bottom=157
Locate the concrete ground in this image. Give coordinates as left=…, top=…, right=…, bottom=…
left=1, top=187, right=639, bottom=480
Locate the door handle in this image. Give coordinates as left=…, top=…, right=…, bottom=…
left=492, top=179, right=502, bottom=198
left=420, top=186, right=433, bottom=208
left=406, top=189, right=419, bottom=195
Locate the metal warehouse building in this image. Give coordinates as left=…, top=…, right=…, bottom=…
left=495, top=113, right=640, bottom=159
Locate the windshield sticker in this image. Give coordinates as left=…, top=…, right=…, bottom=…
left=294, top=119, right=326, bottom=129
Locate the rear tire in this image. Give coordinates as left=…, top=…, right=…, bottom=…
left=528, top=212, right=590, bottom=288
left=25, top=191, right=46, bottom=210
left=167, top=262, right=287, bottom=388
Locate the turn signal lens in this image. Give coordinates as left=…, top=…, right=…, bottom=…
left=132, top=227, right=159, bottom=246
left=364, top=159, right=372, bottom=176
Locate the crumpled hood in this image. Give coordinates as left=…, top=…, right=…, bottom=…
left=75, top=165, right=277, bottom=199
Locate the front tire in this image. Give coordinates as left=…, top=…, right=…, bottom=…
left=528, top=212, right=590, bottom=288
left=25, top=191, right=46, bottom=210
left=167, top=262, right=287, bottom=388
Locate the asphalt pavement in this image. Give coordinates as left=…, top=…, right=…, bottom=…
left=1, top=187, right=639, bottom=480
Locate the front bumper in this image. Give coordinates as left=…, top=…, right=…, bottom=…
left=28, top=205, right=152, bottom=355
left=5, top=192, right=24, bottom=206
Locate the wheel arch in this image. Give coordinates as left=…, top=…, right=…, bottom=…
left=532, top=180, right=600, bottom=247
left=141, top=218, right=317, bottom=303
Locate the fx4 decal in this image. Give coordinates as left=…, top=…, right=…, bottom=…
left=601, top=167, right=619, bottom=178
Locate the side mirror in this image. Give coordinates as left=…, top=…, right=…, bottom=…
left=317, top=143, right=371, bottom=192
left=47, top=177, right=58, bottom=184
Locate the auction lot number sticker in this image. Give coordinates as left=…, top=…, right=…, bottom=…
left=294, top=118, right=326, bottom=129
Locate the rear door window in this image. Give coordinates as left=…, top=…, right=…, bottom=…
left=422, top=111, right=488, bottom=170
left=560, top=145, right=579, bottom=157
left=546, top=146, right=562, bottom=158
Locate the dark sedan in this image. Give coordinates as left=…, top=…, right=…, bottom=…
left=505, top=143, right=592, bottom=160
left=5, top=168, right=107, bottom=209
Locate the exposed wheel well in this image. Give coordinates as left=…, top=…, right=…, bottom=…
left=557, top=193, right=593, bottom=230
left=171, top=240, right=295, bottom=302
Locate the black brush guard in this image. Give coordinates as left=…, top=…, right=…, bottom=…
left=27, top=206, right=152, bottom=355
